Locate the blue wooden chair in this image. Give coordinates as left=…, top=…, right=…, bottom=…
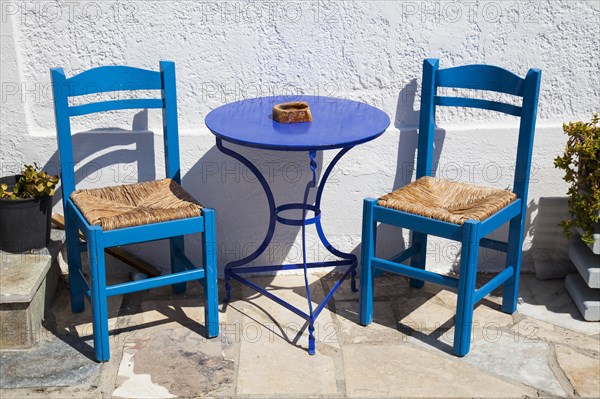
left=359, top=59, right=541, bottom=356
left=50, top=61, right=219, bottom=362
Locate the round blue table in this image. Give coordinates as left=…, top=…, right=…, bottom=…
left=206, top=95, right=390, bottom=354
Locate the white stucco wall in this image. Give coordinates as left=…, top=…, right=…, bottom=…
left=1, top=1, right=599, bottom=275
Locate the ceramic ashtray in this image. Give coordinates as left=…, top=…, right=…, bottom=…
left=272, top=101, right=312, bottom=123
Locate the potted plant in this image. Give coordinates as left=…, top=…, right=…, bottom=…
left=0, top=164, right=59, bottom=253
left=554, top=113, right=600, bottom=253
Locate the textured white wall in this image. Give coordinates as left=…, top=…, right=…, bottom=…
left=1, top=1, right=599, bottom=275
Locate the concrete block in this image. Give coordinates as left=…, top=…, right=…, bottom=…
left=577, top=227, right=600, bottom=255
left=569, top=237, right=600, bottom=288
left=533, top=197, right=576, bottom=280
left=590, top=235, right=600, bottom=255
left=0, top=230, right=64, bottom=348
left=565, top=274, right=600, bottom=322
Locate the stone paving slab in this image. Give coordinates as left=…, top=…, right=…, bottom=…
left=112, top=328, right=235, bottom=399
left=518, top=276, right=600, bottom=335
left=0, top=272, right=599, bottom=398
left=236, top=315, right=339, bottom=396
left=0, top=337, right=102, bottom=389
left=510, top=316, right=600, bottom=354
left=400, top=301, right=515, bottom=355
left=334, top=300, right=404, bottom=345
left=323, top=272, right=412, bottom=301
left=235, top=274, right=338, bottom=347
left=343, top=343, right=534, bottom=398
left=555, top=344, right=600, bottom=397
left=464, top=333, right=566, bottom=396
left=111, top=280, right=239, bottom=399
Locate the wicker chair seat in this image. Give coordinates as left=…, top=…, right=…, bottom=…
left=378, top=176, right=517, bottom=225
left=70, top=178, right=202, bottom=231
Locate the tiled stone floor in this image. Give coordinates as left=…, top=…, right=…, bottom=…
left=1, top=262, right=599, bottom=398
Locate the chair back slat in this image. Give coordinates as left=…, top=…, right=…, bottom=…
left=417, top=58, right=542, bottom=204
left=416, top=59, right=439, bottom=178
left=64, top=66, right=162, bottom=96
left=69, top=98, right=164, bottom=117
left=434, top=96, right=522, bottom=117
left=160, top=61, right=182, bottom=183
left=435, top=64, right=524, bottom=96
left=51, top=68, right=76, bottom=198
left=513, top=68, right=542, bottom=201
left=51, top=61, right=182, bottom=209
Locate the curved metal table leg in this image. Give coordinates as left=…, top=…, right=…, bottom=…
left=302, top=147, right=358, bottom=353
left=216, top=138, right=277, bottom=302
left=301, top=150, right=318, bottom=354
left=314, top=147, right=358, bottom=291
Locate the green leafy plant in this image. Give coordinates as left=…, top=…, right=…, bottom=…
left=554, top=113, right=600, bottom=245
left=0, top=163, right=59, bottom=200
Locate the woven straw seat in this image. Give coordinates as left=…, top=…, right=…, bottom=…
left=378, top=176, right=517, bottom=225
left=71, top=178, right=202, bottom=231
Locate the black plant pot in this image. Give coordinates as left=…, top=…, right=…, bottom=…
left=0, top=175, right=52, bottom=253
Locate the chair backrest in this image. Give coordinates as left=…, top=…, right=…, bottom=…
left=50, top=61, right=181, bottom=209
left=416, top=58, right=542, bottom=202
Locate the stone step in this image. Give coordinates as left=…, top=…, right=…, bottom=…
left=577, top=227, right=600, bottom=255
left=565, top=273, right=600, bottom=322
left=0, top=230, right=65, bottom=348
left=568, top=237, right=600, bottom=288
left=589, top=233, right=600, bottom=255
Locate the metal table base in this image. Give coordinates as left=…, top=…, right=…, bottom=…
left=217, top=138, right=358, bottom=354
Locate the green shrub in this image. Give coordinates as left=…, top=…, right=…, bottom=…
left=554, top=113, right=600, bottom=245
left=0, top=163, right=59, bottom=200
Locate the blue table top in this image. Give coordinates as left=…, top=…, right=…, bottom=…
left=205, top=95, right=390, bottom=151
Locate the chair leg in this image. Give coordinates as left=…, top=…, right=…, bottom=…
left=201, top=209, right=219, bottom=338
left=65, top=205, right=85, bottom=313
left=88, top=227, right=110, bottom=362
left=502, top=215, right=524, bottom=314
left=170, top=236, right=187, bottom=294
left=359, top=199, right=377, bottom=326
left=409, top=232, right=428, bottom=288
left=453, top=220, right=479, bottom=357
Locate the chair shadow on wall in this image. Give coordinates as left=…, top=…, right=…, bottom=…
left=183, top=143, right=328, bottom=349
left=43, top=110, right=156, bottom=209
